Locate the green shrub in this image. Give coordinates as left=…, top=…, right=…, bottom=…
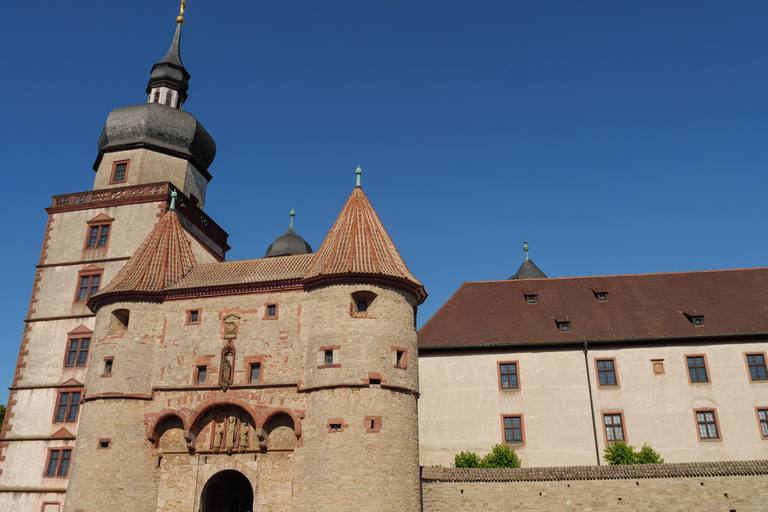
left=636, top=444, right=664, bottom=464
left=479, top=444, right=521, bottom=468
left=454, top=451, right=481, bottom=468
left=603, top=441, right=664, bottom=465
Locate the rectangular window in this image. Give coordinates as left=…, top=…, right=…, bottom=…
left=357, top=300, right=368, bottom=312
left=502, top=415, right=524, bottom=444
left=499, top=362, right=519, bottom=389
left=249, top=363, right=261, bottom=383
left=325, top=350, right=334, bottom=366
left=267, top=305, right=276, bottom=317
left=603, top=413, right=625, bottom=442
left=758, top=409, right=768, bottom=439
left=74, top=268, right=102, bottom=303
left=102, top=358, right=113, bottom=376
left=110, top=160, right=129, bottom=183
left=596, top=359, right=618, bottom=386
left=525, top=294, right=537, bottom=304
left=196, top=366, right=207, bottom=385
left=686, top=355, right=709, bottom=383
left=54, top=392, right=81, bottom=423
left=746, top=353, right=768, bottom=381
left=86, top=225, right=110, bottom=249
left=186, top=309, right=201, bottom=325
left=696, top=410, right=719, bottom=440
left=65, top=337, right=90, bottom=367
left=45, top=449, right=72, bottom=477
left=396, top=350, right=405, bottom=368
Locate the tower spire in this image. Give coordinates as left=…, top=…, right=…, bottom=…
left=524, top=237, right=529, bottom=260
left=355, top=166, right=362, bottom=188
left=146, top=3, right=191, bottom=109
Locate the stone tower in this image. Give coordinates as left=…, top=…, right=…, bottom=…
left=0, top=16, right=228, bottom=512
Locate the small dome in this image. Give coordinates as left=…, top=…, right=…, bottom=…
left=265, top=227, right=313, bottom=258
left=94, top=103, right=216, bottom=173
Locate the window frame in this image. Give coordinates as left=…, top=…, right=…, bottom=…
left=263, top=303, right=279, bottom=320
left=44, top=448, right=72, bottom=478
left=194, top=365, right=208, bottom=385
left=391, top=346, right=408, bottom=370
left=501, top=414, right=525, bottom=446
left=326, top=418, right=348, bottom=433
left=755, top=407, right=768, bottom=440
left=685, top=354, right=710, bottom=384
left=318, top=346, right=341, bottom=369
left=694, top=409, right=721, bottom=441
left=83, top=218, right=112, bottom=251
left=63, top=327, right=92, bottom=368
left=594, top=358, right=620, bottom=387
left=744, top=352, right=768, bottom=382
left=73, top=266, right=103, bottom=303
left=524, top=294, right=537, bottom=304
left=248, top=362, right=262, bottom=384
left=52, top=390, right=82, bottom=424
left=601, top=411, right=627, bottom=444
left=185, top=309, right=202, bottom=326
left=101, top=357, right=114, bottom=378
left=364, top=415, right=382, bottom=433
left=497, top=361, right=520, bottom=390
left=109, top=160, right=130, bottom=184
left=556, top=320, right=570, bottom=332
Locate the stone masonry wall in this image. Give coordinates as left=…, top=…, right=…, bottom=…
left=421, top=462, right=768, bottom=512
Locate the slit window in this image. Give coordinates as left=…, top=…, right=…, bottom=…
left=102, top=359, right=113, bottom=376
left=395, top=350, right=405, bottom=368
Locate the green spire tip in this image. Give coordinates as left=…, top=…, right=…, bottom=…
left=355, top=166, right=362, bottom=187
left=290, top=208, right=295, bottom=228
left=170, top=189, right=178, bottom=210
left=523, top=237, right=529, bottom=259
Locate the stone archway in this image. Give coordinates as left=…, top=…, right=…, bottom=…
left=200, top=470, right=254, bottom=512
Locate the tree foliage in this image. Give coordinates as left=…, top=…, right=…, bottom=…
left=0, top=404, right=5, bottom=429
left=603, top=441, right=664, bottom=465
left=454, top=444, right=521, bottom=468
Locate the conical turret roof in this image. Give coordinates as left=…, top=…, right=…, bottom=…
left=305, top=185, right=426, bottom=303
left=509, top=258, right=547, bottom=279
left=92, top=209, right=197, bottom=301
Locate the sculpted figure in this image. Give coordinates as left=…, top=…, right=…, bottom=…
left=240, top=420, right=249, bottom=451
left=214, top=421, right=224, bottom=451
left=221, top=356, right=232, bottom=392
left=225, top=414, right=237, bottom=451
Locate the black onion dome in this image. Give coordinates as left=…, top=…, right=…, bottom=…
left=265, top=227, right=313, bottom=258
left=509, top=258, right=547, bottom=280
left=94, top=103, right=216, bottom=177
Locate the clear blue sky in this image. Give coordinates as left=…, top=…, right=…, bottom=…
left=1, top=1, right=766, bottom=405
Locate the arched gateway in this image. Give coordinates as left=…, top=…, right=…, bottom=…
left=200, top=470, right=254, bottom=512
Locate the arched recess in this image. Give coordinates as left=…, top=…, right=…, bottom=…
left=264, top=411, right=297, bottom=450
left=146, top=410, right=188, bottom=447
left=156, top=415, right=187, bottom=453
left=200, top=470, right=254, bottom=512
left=191, top=404, right=256, bottom=453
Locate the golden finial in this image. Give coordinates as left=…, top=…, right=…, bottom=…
left=176, top=0, right=187, bottom=24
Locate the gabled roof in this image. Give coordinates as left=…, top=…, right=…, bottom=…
left=419, top=267, right=768, bottom=349
left=95, top=210, right=196, bottom=296
left=305, top=186, right=426, bottom=302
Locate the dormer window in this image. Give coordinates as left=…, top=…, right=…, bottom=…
left=692, top=316, right=704, bottom=327
left=557, top=320, right=571, bottom=332
left=525, top=294, right=537, bottom=304
left=595, top=292, right=608, bottom=302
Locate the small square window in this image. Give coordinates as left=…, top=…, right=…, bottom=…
left=746, top=354, right=768, bottom=381
left=692, top=316, right=704, bottom=326
left=603, top=413, right=625, bottom=442
left=686, top=356, right=709, bottom=383
left=696, top=410, right=719, bottom=440
left=596, top=292, right=608, bottom=302
left=45, top=449, right=72, bottom=477
left=98, top=439, right=111, bottom=449
left=499, top=362, right=519, bottom=389
left=357, top=300, right=368, bottom=313
left=525, top=294, right=537, bottom=304
left=503, top=415, right=524, bottom=444
left=249, top=363, right=261, bottom=383
left=196, top=366, right=207, bottom=385
left=102, top=359, right=113, bottom=377
left=186, top=309, right=201, bottom=325
left=557, top=321, right=570, bottom=332
left=267, top=305, right=277, bottom=317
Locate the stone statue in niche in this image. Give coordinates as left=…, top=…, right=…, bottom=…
left=239, top=419, right=249, bottom=451
left=225, top=414, right=237, bottom=451
left=220, top=345, right=235, bottom=392
left=214, top=420, right=224, bottom=451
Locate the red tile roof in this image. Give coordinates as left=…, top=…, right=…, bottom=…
left=305, top=187, right=426, bottom=301
left=418, top=268, right=768, bottom=349
left=96, top=210, right=197, bottom=295
left=166, top=253, right=313, bottom=290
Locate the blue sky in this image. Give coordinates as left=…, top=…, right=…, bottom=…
left=1, top=1, right=766, bottom=405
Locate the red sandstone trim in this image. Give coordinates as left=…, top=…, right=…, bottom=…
left=82, top=393, right=152, bottom=401
left=262, top=303, right=279, bottom=320
left=185, top=308, right=202, bottom=325
left=303, top=273, right=427, bottom=305
left=108, top=159, right=130, bottom=184
left=364, top=415, right=382, bottom=433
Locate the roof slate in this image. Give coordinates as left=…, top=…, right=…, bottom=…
left=305, top=187, right=424, bottom=291
left=418, top=268, right=768, bottom=348
left=96, top=210, right=196, bottom=295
